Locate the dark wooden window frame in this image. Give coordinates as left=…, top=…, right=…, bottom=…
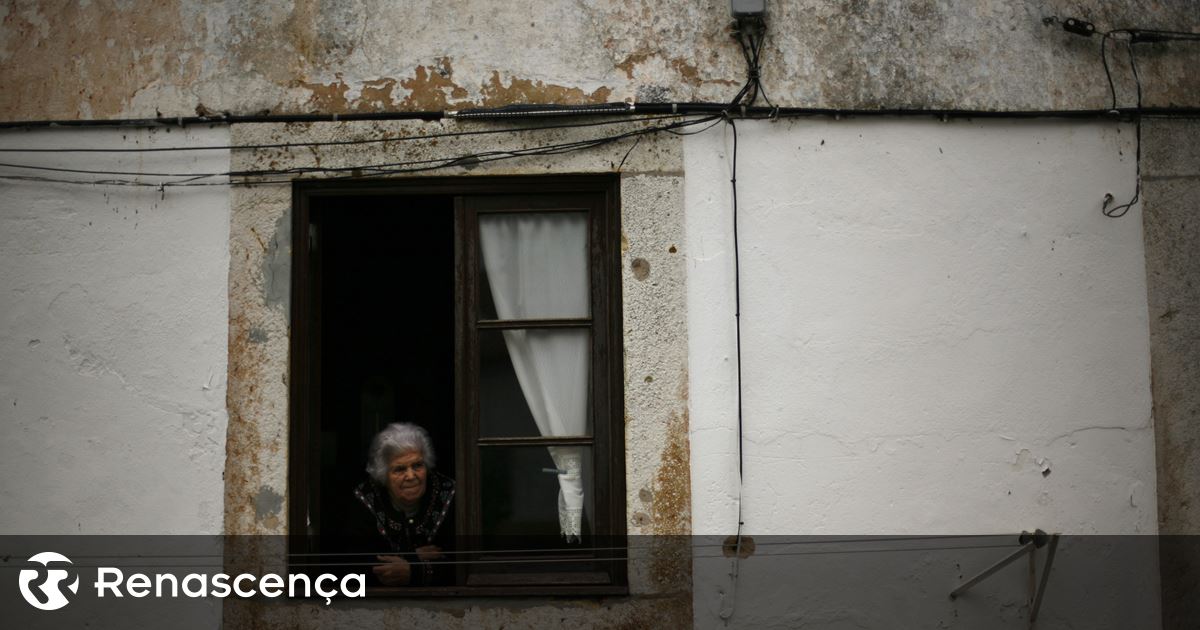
left=288, top=175, right=627, bottom=597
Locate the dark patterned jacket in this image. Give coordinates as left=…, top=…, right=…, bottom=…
left=346, top=470, right=455, bottom=586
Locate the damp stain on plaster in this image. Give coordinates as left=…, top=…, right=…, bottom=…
left=616, top=51, right=652, bottom=80
left=359, top=77, right=399, bottom=111
left=262, top=209, right=291, bottom=312
left=398, top=58, right=471, bottom=110
left=616, top=51, right=738, bottom=88
left=254, top=485, right=284, bottom=523
left=650, top=407, right=691, bottom=535
left=0, top=1, right=202, bottom=120
left=248, top=327, right=269, bottom=344
left=631, top=257, right=651, bottom=281
left=641, top=362, right=692, bottom=589
left=296, top=75, right=352, bottom=113
left=224, top=309, right=281, bottom=533
left=292, top=57, right=613, bottom=114
left=478, top=71, right=613, bottom=108
left=722, top=535, right=756, bottom=559
left=669, top=57, right=737, bottom=88
left=5, top=2, right=1200, bottom=121
left=647, top=413, right=692, bottom=589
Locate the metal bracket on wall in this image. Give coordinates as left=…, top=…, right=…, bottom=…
left=949, top=530, right=1061, bottom=624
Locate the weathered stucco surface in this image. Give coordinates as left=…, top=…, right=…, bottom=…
left=0, top=126, right=231, bottom=535
left=1142, top=118, right=1200, bottom=629
left=2, top=1, right=1198, bottom=626
left=686, top=117, right=1159, bottom=625
left=688, top=118, right=1156, bottom=536
left=1, top=1, right=1198, bottom=122
left=224, top=118, right=690, bottom=625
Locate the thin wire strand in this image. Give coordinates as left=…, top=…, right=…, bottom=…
left=1104, top=39, right=1143, bottom=218
left=0, top=541, right=1022, bottom=570
left=0, top=116, right=722, bottom=188
left=0, top=116, right=715, bottom=179
left=616, top=135, right=642, bottom=171
left=0, top=534, right=1017, bottom=563
left=721, top=115, right=748, bottom=624
left=0, top=114, right=693, bottom=154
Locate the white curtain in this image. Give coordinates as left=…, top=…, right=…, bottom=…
left=479, top=212, right=589, bottom=541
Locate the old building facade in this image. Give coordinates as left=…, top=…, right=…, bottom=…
left=2, top=1, right=1197, bottom=627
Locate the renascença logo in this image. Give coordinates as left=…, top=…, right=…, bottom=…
left=17, top=550, right=365, bottom=610
left=19, top=552, right=80, bottom=611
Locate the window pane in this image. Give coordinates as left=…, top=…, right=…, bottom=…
left=480, top=328, right=591, bottom=438
left=480, top=446, right=594, bottom=546
left=470, top=445, right=611, bottom=586
left=478, top=212, right=590, bottom=321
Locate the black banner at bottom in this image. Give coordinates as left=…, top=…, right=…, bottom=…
left=0, top=535, right=1195, bottom=629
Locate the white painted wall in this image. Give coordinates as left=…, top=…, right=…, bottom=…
left=685, top=119, right=1157, bottom=627
left=0, top=126, right=230, bottom=534
left=0, top=117, right=1159, bottom=626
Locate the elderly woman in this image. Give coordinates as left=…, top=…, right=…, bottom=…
left=348, top=422, right=455, bottom=586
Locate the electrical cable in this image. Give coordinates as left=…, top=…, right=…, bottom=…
left=615, top=135, right=641, bottom=171
left=2, top=106, right=1197, bottom=154
left=729, top=15, right=771, bottom=109
left=2, top=539, right=1022, bottom=570
left=0, top=110, right=442, bottom=130
left=723, top=117, right=748, bottom=624
left=663, top=116, right=725, bottom=136
left=0, top=115, right=721, bottom=188
left=718, top=10, right=777, bottom=620
left=1103, top=38, right=1143, bottom=218
left=728, top=118, right=745, bottom=493
left=1, top=534, right=1018, bottom=564
left=0, top=114, right=693, bottom=154
left=1065, top=16, right=1196, bottom=218
left=1101, top=32, right=1122, bottom=110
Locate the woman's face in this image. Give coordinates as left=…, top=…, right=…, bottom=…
left=386, top=449, right=428, bottom=509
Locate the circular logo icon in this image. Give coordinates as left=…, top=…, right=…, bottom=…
left=18, top=551, right=80, bottom=611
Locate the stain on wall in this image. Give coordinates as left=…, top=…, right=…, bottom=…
left=1, top=1, right=1197, bottom=121
left=254, top=485, right=284, bottom=524
left=225, top=181, right=294, bottom=536
left=1141, top=118, right=1200, bottom=629
left=262, top=209, right=291, bottom=313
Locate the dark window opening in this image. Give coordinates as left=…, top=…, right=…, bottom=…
left=289, top=177, right=626, bottom=596
left=314, top=195, right=456, bottom=535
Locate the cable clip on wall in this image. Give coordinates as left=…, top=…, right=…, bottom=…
left=949, top=529, right=1061, bottom=623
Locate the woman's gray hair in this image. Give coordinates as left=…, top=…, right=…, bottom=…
left=366, top=422, right=436, bottom=485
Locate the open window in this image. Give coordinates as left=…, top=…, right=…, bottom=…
left=288, top=176, right=626, bottom=595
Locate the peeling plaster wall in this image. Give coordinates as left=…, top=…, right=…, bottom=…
left=1, top=1, right=1196, bottom=626
left=1142, top=118, right=1200, bottom=629
left=0, top=126, right=231, bottom=534
left=686, top=119, right=1157, bottom=625
left=1, top=1, right=1198, bottom=122
left=1144, top=119, right=1200, bottom=536
left=224, top=119, right=691, bottom=626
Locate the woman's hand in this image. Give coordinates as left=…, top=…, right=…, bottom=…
left=415, top=545, right=444, bottom=563
left=373, top=555, right=412, bottom=586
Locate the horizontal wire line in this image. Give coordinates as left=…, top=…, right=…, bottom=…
left=0, top=116, right=720, bottom=188
left=0, top=114, right=694, bottom=154
left=0, top=535, right=1015, bottom=561
left=0, top=543, right=1019, bottom=570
